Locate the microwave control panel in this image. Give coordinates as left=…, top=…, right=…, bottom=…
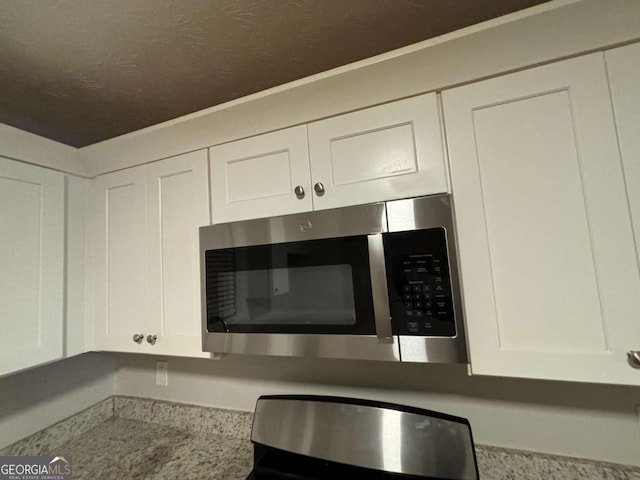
left=384, top=228, right=456, bottom=337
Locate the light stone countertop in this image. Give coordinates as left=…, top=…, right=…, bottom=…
left=3, top=396, right=640, bottom=480
left=54, top=417, right=253, bottom=480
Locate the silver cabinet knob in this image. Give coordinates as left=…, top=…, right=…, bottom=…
left=132, top=334, right=144, bottom=344
left=294, top=185, right=305, bottom=199
left=627, top=350, right=640, bottom=368
left=314, top=182, right=325, bottom=196
left=146, top=334, right=158, bottom=345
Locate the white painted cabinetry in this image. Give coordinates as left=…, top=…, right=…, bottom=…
left=0, top=159, right=64, bottom=376
left=91, top=151, right=210, bottom=356
left=209, top=126, right=312, bottom=223
left=91, top=166, right=149, bottom=353
left=308, top=93, right=447, bottom=210
left=443, top=53, right=640, bottom=385
left=606, top=43, right=640, bottom=272
left=209, top=93, right=447, bottom=222
left=146, top=152, right=210, bottom=357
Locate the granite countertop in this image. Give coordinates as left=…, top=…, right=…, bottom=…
left=4, top=396, right=640, bottom=480
left=55, top=416, right=253, bottom=480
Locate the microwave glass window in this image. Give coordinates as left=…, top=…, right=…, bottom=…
left=214, top=265, right=356, bottom=326
left=205, top=236, right=375, bottom=334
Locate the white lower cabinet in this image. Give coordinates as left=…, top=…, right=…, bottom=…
left=91, top=150, right=210, bottom=356
left=443, top=53, right=640, bottom=385
left=0, top=159, right=64, bottom=376
left=209, top=93, right=448, bottom=223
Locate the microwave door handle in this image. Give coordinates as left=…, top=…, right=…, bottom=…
left=367, top=234, right=393, bottom=341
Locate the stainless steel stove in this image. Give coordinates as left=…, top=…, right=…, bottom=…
left=247, top=395, right=478, bottom=480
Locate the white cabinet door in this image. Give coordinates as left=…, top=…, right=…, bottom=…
left=606, top=43, right=640, bottom=276
left=308, top=93, right=448, bottom=211
left=0, top=159, right=64, bottom=376
left=147, top=151, right=211, bottom=357
left=209, top=125, right=312, bottom=223
left=91, top=166, right=150, bottom=353
left=443, top=53, right=640, bottom=385
left=209, top=95, right=447, bottom=221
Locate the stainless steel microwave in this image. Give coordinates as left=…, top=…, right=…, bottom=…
left=199, top=195, right=468, bottom=363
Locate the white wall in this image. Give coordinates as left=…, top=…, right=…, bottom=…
left=116, top=353, right=640, bottom=466
left=0, top=353, right=116, bottom=449
left=0, top=123, right=83, bottom=176
left=2, top=345, right=639, bottom=466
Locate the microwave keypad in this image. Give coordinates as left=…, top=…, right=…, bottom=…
left=395, top=255, right=455, bottom=336
left=383, top=228, right=457, bottom=338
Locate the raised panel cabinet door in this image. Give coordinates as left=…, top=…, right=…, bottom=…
left=606, top=43, right=640, bottom=281
left=91, top=166, right=150, bottom=353
left=0, top=159, right=64, bottom=376
left=209, top=125, right=312, bottom=223
left=443, top=53, right=640, bottom=385
left=147, top=151, right=211, bottom=357
left=307, top=93, right=448, bottom=211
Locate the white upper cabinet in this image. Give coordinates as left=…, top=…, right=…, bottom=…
left=91, top=166, right=149, bottom=353
left=147, top=151, right=210, bottom=357
left=308, top=93, right=447, bottom=211
left=443, top=53, right=640, bottom=385
left=606, top=43, right=640, bottom=272
left=0, top=159, right=64, bottom=376
left=209, top=94, right=447, bottom=222
left=91, top=151, right=211, bottom=357
left=209, top=125, right=312, bottom=223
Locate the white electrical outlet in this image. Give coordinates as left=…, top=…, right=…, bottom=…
left=155, top=361, right=168, bottom=386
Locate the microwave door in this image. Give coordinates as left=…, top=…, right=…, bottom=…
left=205, top=236, right=375, bottom=335
left=201, top=231, right=399, bottom=361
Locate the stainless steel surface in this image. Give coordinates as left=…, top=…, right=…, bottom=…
left=387, top=195, right=469, bottom=364
left=200, top=201, right=387, bottom=250
left=294, top=185, right=305, bottom=199
left=132, top=334, right=143, bottom=344
left=386, top=195, right=455, bottom=232
left=367, top=234, right=393, bottom=341
left=314, top=182, right=325, bottom=196
left=146, top=334, right=158, bottom=345
left=203, top=332, right=400, bottom=361
left=200, top=194, right=468, bottom=364
left=252, top=397, right=477, bottom=479
left=199, top=202, right=390, bottom=360
left=399, top=337, right=467, bottom=363
left=628, top=350, right=640, bottom=368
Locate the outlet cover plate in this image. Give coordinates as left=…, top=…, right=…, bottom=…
left=156, top=361, right=168, bottom=386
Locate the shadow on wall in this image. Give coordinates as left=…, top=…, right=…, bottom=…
left=0, top=353, right=116, bottom=423
left=115, top=352, right=640, bottom=414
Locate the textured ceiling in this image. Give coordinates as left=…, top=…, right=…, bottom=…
left=0, top=0, right=549, bottom=147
